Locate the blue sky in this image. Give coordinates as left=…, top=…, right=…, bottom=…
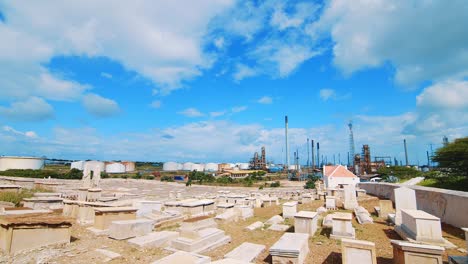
left=0, top=0, right=467, bottom=165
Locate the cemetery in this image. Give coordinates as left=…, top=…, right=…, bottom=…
left=0, top=173, right=467, bottom=264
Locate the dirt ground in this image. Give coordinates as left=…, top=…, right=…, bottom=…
left=4, top=195, right=467, bottom=264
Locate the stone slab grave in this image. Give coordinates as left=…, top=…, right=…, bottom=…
left=169, top=227, right=231, bottom=253
left=217, top=203, right=235, bottom=214
left=0, top=185, right=21, bottom=193
left=92, top=207, right=137, bottom=231
left=282, top=201, right=298, bottom=219
left=86, top=188, right=102, bottom=202
left=270, top=233, right=309, bottom=264
left=0, top=212, right=72, bottom=254
left=341, top=238, right=377, bottom=264
left=224, top=242, right=265, bottom=262
left=128, top=231, right=178, bottom=248
left=265, top=215, right=284, bottom=225
left=215, top=209, right=239, bottom=222
left=152, top=251, right=211, bottom=264
left=245, top=221, right=264, bottom=231
left=326, top=196, right=336, bottom=210
left=134, top=200, right=162, bottom=217
left=22, top=197, right=64, bottom=210
left=322, top=214, right=334, bottom=228
left=180, top=216, right=218, bottom=238
left=95, top=248, right=121, bottom=262
left=395, top=209, right=455, bottom=248
left=268, top=224, right=290, bottom=232
left=294, top=211, right=318, bottom=236
left=146, top=210, right=184, bottom=228
left=391, top=240, right=444, bottom=264
left=354, top=206, right=373, bottom=224
left=108, top=219, right=154, bottom=240
left=374, top=200, right=394, bottom=219
left=234, top=205, right=253, bottom=220
left=330, top=212, right=355, bottom=239
left=394, top=187, right=417, bottom=226
left=343, top=184, right=358, bottom=210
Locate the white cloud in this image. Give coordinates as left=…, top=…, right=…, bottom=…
left=0, top=0, right=235, bottom=98
left=179, top=108, right=204, bottom=117
left=307, top=0, right=468, bottom=87
left=270, top=2, right=319, bottom=31
left=416, top=80, right=468, bottom=109
left=210, top=111, right=226, bottom=117
left=150, top=100, right=162, bottom=109
left=82, top=93, right=120, bottom=117
left=101, top=72, right=112, bottom=79
left=231, top=106, right=248, bottom=113
left=0, top=97, right=54, bottom=121
left=2, top=126, right=38, bottom=139
left=258, top=96, right=273, bottom=104
left=214, top=37, right=225, bottom=49
left=319, top=89, right=336, bottom=101
left=233, top=63, right=257, bottom=81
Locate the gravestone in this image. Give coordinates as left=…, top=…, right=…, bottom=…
left=294, top=211, right=318, bottom=236
left=396, top=209, right=445, bottom=245
left=341, top=238, right=377, bottom=264
left=330, top=212, right=355, bottom=239
left=375, top=200, right=393, bottom=218
left=343, top=185, right=358, bottom=210
left=270, top=233, right=309, bottom=264
left=391, top=240, right=444, bottom=264
left=394, top=187, right=417, bottom=226
left=326, top=196, right=336, bottom=210
left=224, top=242, right=265, bottom=262
left=282, top=201, right=298, bottom=219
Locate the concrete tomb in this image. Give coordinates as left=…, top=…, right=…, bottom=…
left=108, top=219, right=154, bottom=240
left=282, top=201, right=298, bottom=219
left=234, top=205, right=254, bottom=220
left=0, top=185, right=21, bottom=193
left=294, top=211, right=318, bottom=236
left=269, top=232, right=309, bottom=264
left=268, top=224, right=290, bottom=232
left=0, top=213, right=72, bottom=254
left=134, top=200, right=162, bottom=217
left=395, top=209, right=446, bottom=246
left=128, top=231, right=178, bottom=248
left=93, top=207, right=137, bottom=230
left=169, top=227, right=231, bottom=253
left=341, top=238, right=377, bottom=264
left=146, top=210, right=184, bottom=228
left=224, top=242, right=265, bottom=262
left=265, top=215, right=284, bottom=225
left=22, top=197, right=64, bottom=210
left=354, top=206, right=374, bottom=224
left=215, top=209, right=239, bottom=222
left=322, top=214, right=334, bottom=228
left=330, top=212, right=355, bottom=239
left=152, top=251, right=211, bottom=264
left=391, top=240, right=444, bottom=264
left=245, top=221, right=264, bottom=231
left=343, top=184, right=358, bottom=210
left=326, top=196, right=336, bottom=210
left=86, top=188, right=102, bottom=202
left=374, top=200, right=394, bottom=219
left=394, top=187, right=417, bottom=226
left=216, top=203, right=235, bottom=214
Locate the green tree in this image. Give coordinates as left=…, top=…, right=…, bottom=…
left=432, top=137, right=468, bottom=176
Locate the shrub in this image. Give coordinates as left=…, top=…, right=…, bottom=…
left=161, top=176, right=174, bottom=182
left=270, top=181, right=280, bottom=188
left=142, top=175, right=155, bottom=180
left=304, top=179, right=315, bottom=189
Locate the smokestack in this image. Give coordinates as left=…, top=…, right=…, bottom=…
left=317, top=142, right=320, bottom=168
left=404, top=139, right=409, bottom=166
left=307, top=138, right=310, bottom=168
left=285, top=116, right=289, bottom=171
left=311, top=140, right=315, bottom=169
left=426, top=151, right=430, bottom=168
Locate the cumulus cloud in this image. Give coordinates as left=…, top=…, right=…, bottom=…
left=82, top=93, right=120, bottom=117
left=178, top=108, right=204, bottom=117
left=319, top=89, right=336, bottom=101
left=231, top=106, right=248, bottom=113
left=416, top=80, right=468, bottom=109
left=257, top=96, right=273, bottom=104
left=233, top=63, right=257, bottom=81
left=307, top=0, right=468, bottom=87
left=0, top=97, right=54, bottom=121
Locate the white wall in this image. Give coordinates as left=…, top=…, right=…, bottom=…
left=325, top=176, right=359, bottom=189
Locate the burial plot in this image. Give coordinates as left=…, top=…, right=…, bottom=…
left=294, top=211, right=318, bottom=236
left=391, top=240, right=444, bottom=264
left=341, top=238, right=377, bottom=264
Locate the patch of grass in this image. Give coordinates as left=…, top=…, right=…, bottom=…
left=418, top=176, right=468, bottom=192
left=0, top=187, right=52, bottom=206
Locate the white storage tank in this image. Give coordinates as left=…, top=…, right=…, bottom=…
left=204, top=163, right=218, bottom=172
left=288, top=164, right=301, bottom=170
left=182, top=162, right=195, bottom=171
left=122, top=161, right=136, bottom=172
left=84, top=161, right=105, bottom=171
left=163, top=162, right=180, bottom=171
left=105, top=162, right=126, bottom=173
left=0, top=156, right=45, bottom=171
left=70, top=161, right=85, bottom=170
left=239, top=163, right=250, bottom=170
left=191, top=163, right=205, bottom=172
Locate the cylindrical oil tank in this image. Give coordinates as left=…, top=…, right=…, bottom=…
left=204, top=163, right=218, bottom=172
left=105, top=162, right=126, bottom=173
left=163, top=162, right=180, bottom=171
left=70, top=161, right=85, bottom=170
left=182, top=162, right=195, bottom=171
left=84, top=161, right=105, bottom=171
left=0, top=156, right=45, bottom=171
left=191, top=164, right=205, bottom=172
left=239, top=163, right=250, bottom=170
left=122, top=161, right=136, bottom=172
